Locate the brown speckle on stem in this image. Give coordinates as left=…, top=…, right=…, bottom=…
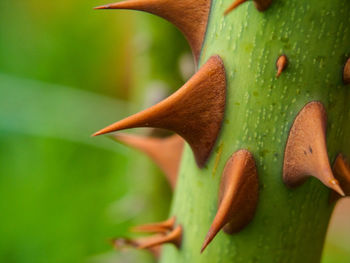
left=94, top=0, right=211, bottom=63
left=111, top=134, right=183, bottom=189
left=201, top=150, right=259, bottom=253
left=93, top=55, right=227, bottom=168
left=283, top=101, right=345, bottom=196
left=276, top=54, right=288, bottom=78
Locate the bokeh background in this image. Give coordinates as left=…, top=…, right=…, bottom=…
left=0, top=1, right=349, bottom=262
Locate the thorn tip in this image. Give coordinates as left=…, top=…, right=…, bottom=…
left=283, top=101, right=343, bottom=194
left=331, top=155, right=350, bottom=199
left=94, top=5, right=109, bottom=9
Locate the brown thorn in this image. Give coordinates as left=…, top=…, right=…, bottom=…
left=93, top=55, right=227, bottom=168
left=224, top=0, right=271, bottom=15
left=201, top=150, right=259, bottom=253
left=138, top=225, right=183, bottom=249
left=131, top=217, right=176, bottom=234
left=276, top=54, right=288, bottom=78
left=283, top=101, right=345, bottom=196
left=111, top=134, right=184, bottom=189
left=332, top=154, right=350, bottom=200
left=343, top=58, right=350, bottom=85
left=94, top=0, right=211, bottom=62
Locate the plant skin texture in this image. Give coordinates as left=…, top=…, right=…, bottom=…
left=94, top=0, right=350, bottom=262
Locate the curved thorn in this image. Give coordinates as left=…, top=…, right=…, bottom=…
left=93, top=55, right=226, bottom=168
left=111, top=134, right=183, bottom=188
left=94, top=0, right=211, bottom=62
left=283, top=101, right=345, bottom=196
left=201, top=150, right=259, bottom=253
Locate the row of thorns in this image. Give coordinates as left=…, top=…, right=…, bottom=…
left=91, top=0, right=350, bottom=257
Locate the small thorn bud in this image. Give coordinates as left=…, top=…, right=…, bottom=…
left=276, top=54, right=288, bottom=78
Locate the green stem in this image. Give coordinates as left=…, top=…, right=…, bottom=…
left=161, top=0, right=350, bottom=262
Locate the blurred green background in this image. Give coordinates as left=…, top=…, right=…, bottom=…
left=0, top=0, right=348, bottom=262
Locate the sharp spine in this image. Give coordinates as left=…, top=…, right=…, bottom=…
left=93, top=55, right=227, bottom=168
left=201, top=150, right=259, bottom=253
left=94, top=0, right=211, bottom=62
left=283, top=101, right=345, bottom=196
